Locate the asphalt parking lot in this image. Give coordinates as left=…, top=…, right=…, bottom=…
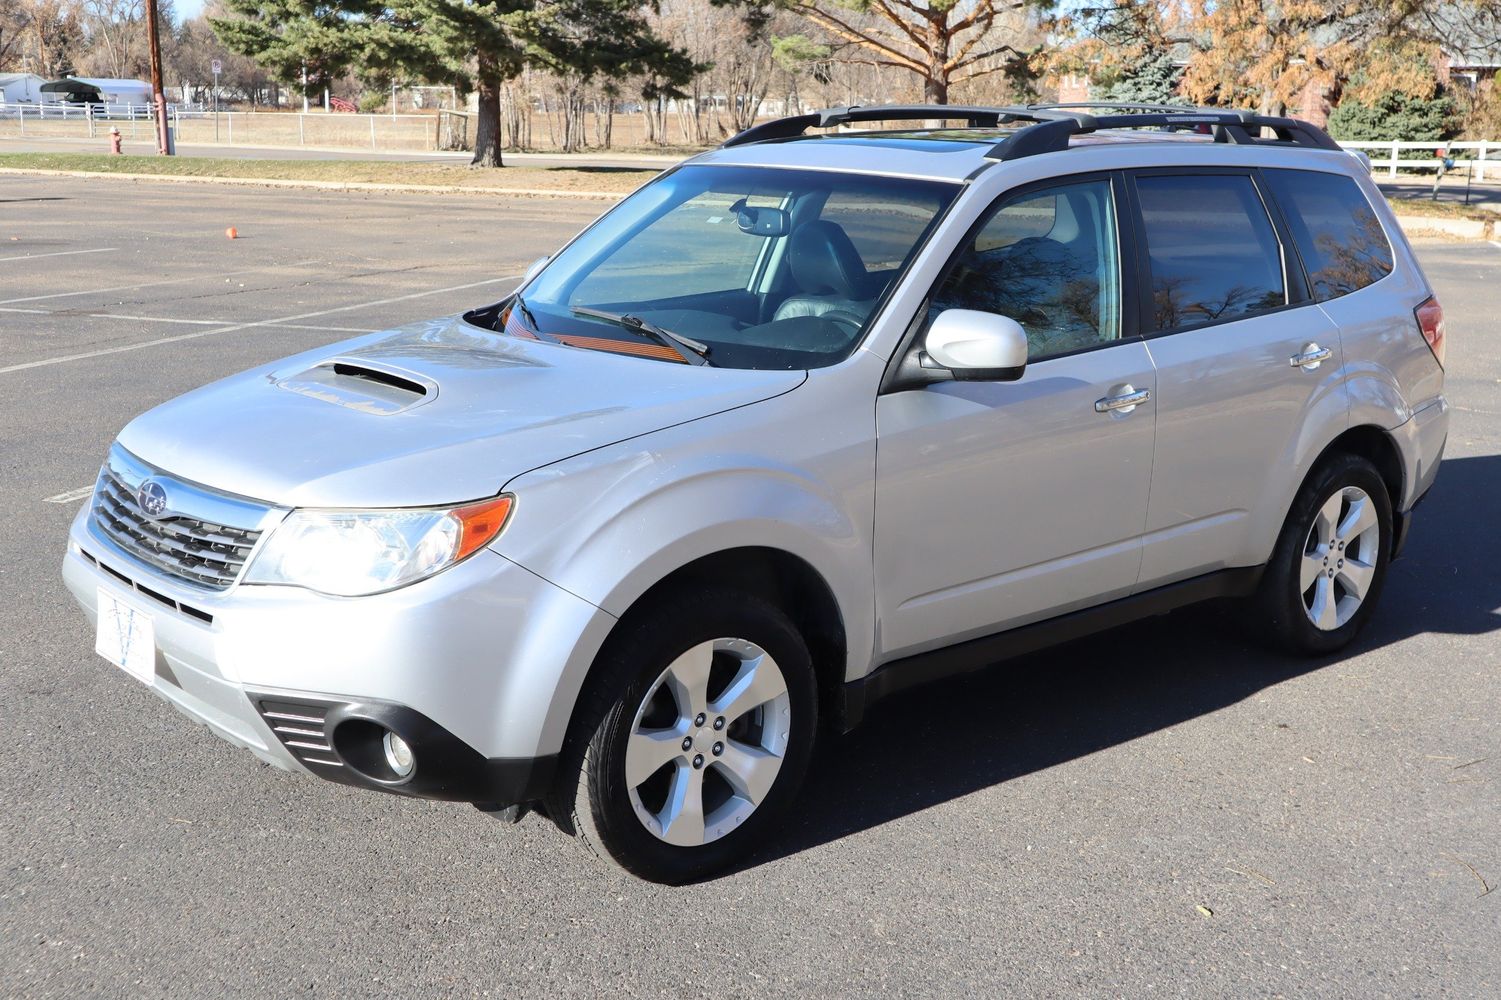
left=2, top=175, right=1498, bottom=998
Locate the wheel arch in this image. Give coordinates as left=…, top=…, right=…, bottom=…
left=1307, top=424, right=1404, bottom=512
left=583, top=546, right=849, bottom=736
left=1246, top=421, right=1406, bottom=573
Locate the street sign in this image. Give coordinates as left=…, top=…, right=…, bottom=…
left=211, top=59, right=222, bottom=75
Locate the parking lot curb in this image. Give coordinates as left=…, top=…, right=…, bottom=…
left=0, top=166, right=628, bottom=201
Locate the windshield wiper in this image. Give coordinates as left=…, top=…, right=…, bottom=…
left=507, top=293, right=578, bottom=350
left=570, top=306, right=715, bottom=367
left=512, top=293, right=541, bottom=331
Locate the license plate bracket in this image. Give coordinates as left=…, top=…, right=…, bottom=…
left=95, top=587, right=156, bottom=685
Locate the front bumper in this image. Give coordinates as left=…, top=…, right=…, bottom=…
left=245, top=690, right=556, bottom=804
left=63, top=501, right=613, bottom=804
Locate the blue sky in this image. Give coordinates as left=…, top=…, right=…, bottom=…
left=177, top=0, right=205, bottom=20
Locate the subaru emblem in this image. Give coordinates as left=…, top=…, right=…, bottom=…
left=137, top=479, right=169, bottom=519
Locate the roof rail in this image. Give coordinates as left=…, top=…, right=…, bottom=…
left=1026, top=101, right=1213, bottom=114
left=986, top=109, right=1342, bottom=160
left=721, top=102, right=1342, bottom=159
left=721, top=104, right=1068, bottom=147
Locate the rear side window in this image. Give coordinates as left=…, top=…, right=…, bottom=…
left=1135, top=174, right=1286, bottom=332
left=1263, top=169, right=1394, bottom=301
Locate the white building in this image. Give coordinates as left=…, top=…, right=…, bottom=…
left=53, top=77, right=153, bottom=106
left=0, top=73, right=47, bottom=103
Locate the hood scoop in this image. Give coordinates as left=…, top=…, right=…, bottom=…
left=271, top=358, right=437, bottom=415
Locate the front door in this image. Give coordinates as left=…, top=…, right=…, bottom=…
left=873, top=175, right=1157, bottom=660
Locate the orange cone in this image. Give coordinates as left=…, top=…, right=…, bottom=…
left=226, top=227, right=238, bottom=240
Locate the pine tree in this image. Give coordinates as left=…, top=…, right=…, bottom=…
left=1326, top=90, right=1456, bottom=144
left=213, top=0, right=696, bottom=166
left=1100, top=50, right=1186, bottom=106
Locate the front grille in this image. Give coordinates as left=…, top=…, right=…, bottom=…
left=81, top=550, right=214, bottom=623
left=92, top=469, right=262, bottom=590
left=255, top=698, right=343, bottom=769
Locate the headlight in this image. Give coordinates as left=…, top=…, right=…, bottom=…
left=244, top=495, right=513, bottom=596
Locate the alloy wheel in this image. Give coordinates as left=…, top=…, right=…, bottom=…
left=1300, top=485, right=1381, bottom=631
left=625, top=637, right=792, bottom=847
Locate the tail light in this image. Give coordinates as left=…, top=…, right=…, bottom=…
left=1414, top=296, right=1445, bottom=367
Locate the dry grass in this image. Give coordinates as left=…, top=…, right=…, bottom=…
left=0, top=152, right=662, bottom=193
left=1384, top=194, right=1496, bottom=221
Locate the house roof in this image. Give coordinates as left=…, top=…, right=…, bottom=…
left=63, top=77, right=152, bottom=90
left=1430, top=5, right=1501, bottom=65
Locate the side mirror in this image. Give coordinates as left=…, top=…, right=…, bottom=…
left=923, top=309, right=1028, bottom=381
left=521, top=256, right=549, bottom=285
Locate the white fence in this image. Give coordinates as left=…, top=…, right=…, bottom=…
left=1321, top=141, right=1494, bottom=181
left=0, top=101, right=200, bottom=121
left=2, top=101, right=1499, bottom=169
left=0, top=102, right=444, bottom=152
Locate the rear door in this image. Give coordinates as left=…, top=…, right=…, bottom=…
left=1128, top=169, right=1344, bottom=588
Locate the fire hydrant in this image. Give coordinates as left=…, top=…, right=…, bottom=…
left=109, top=127, right=122, bottom=155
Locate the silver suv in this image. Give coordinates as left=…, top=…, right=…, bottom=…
left=63, top=104, right=1449, bottom=882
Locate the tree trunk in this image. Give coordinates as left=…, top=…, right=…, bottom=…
left=471, top=51, right=504, bottom=168
left=924, top=12, right=949, bottom=105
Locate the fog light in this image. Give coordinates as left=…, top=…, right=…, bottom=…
left=382, top=731, right=415, bottom=778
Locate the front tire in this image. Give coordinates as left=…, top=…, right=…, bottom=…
left=550, top=587, right=818, bottom=883
left=1257, top=453, right=1393, bottom=656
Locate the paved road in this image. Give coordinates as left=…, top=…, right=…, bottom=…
left=1378, top=176, right=1501, bottom=214
left=1, top=176, right=1497, bottom=998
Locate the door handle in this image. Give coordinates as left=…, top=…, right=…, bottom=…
left=1289, top=344, right=1333, bottom=370
left=1094, top=385, right=1151, bottom=414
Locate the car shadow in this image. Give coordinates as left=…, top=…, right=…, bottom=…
left=543, top=165, right=658, bottom=176
left=743, top=452, right=1501, bottom=870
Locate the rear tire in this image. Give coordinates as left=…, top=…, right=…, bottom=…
left=1256, top=453, right=1392, bottom=656
left=549, top=586, right=817, bottom=884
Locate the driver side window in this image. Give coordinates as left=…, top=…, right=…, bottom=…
left=932, top=178, right=1122, bottom=362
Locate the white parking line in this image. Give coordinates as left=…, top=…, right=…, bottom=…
left=43, top=485, right=94, bottom=503
left=0, top=306, right=377, bottom=333
left=0, top=247, right=118, bottom=263
left=0, top=261, right=320, bottom=306
left=0, top=275, right=520, bottom=375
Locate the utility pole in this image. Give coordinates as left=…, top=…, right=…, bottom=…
left=144, top=0, right=171, bottom=154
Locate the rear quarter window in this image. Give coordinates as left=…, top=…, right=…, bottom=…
left=1263, top=169, right=1394, bottom=301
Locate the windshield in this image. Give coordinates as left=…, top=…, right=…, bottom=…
left=500, top=164, right=958, bottom=370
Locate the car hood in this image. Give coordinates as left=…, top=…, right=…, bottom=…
left=117, top=316, right=806, bottom=508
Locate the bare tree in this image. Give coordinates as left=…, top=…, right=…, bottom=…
left=763, top=0, right=1047, bottom=103
left=172, top=8, right=274, bottom=104
left=80, top=0, right=144, bottom=78
left=8, top=0, right=82, bottom=76
left=1, top=0, right=32, bottom=68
